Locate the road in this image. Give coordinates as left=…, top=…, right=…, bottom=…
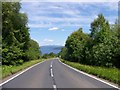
left=1, top=58, right=119, bottom=90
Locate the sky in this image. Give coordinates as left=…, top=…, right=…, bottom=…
left=20, top=0, right=119, bottom=46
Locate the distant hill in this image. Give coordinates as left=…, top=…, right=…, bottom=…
left=40, top=45, right=64, bottom=55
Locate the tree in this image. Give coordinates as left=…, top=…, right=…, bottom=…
left=2, top=2, right=29, bottom=65
left=42, top=52, right=57, bottom=59
left=65, top=28, right=88, bottom=62
left=110, top=20, right=120, bottom=68
left=61, top=14, right=119, bottom=68
left=90, top=14, right=110, bottom=41
left=2, top=2, right=41, bottom=65
left=24, top=39, right=41, bottom=60
left=86, top=14, right=119, bottom=67
left=59, top=47, right=68, bottom=59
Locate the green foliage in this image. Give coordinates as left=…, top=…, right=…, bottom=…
left=42, top=52, right=57, bottom=59
left=61, top=60, right=120, bottom=84
left=24, top=39, right=41, bottom=60
left=2, top=59, right=44, bottom=78
left=60, top=14, right=120, bottom=68
left=2, top=46, right=23, bottom=65
left=2, top=2, right=29, bottom=47
left=0, top=35, right=1, bottom=63
left=2, top=2, right=41, bottom=65
left=59, top=47, right=67, bottom=59
left=90, top=14, right=110, bottom=41
left=65, top=28, right=89, bottom=62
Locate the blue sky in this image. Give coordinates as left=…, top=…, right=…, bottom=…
left=20, top=1, right=118, bottom=46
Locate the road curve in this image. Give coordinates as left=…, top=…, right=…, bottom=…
left=1, top=58, right=119, bottom=90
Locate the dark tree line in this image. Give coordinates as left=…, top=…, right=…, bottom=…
left=42, top=52, right=58, bottom=59
left=60, top=14, right=120, bottom=68
left=2, top=2, right=41, bottom=65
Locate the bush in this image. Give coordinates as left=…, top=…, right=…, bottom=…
left=2, top=46, right=23, bottom=65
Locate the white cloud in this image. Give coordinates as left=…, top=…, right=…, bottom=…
left=28, top=24, right=41, bottom=28
left=28, top=23, right=52, bottom=28
left=40, top=38, right=54, bottom=46
left=28, top=16, right=92, bottom=26
left=99, top=2, right=118, bottom=11
left=21, top=2, right=117, bottom=30
left=43, top=39, right=54, bottom=42
left=48, top=27, right=59, bottom=31
left=20, top=1, right=118, bottom=46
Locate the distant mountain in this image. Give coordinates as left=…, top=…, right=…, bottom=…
left=40, top=45, right=64, bottom=55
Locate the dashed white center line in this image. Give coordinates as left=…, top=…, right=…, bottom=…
left=50, top=61, right=53, bottom=68
left=53, top=85, right=57, bottom=90
left=50, top=68, right=54, bottom=77
left=50, top=61, right=57, bottom=90
left=50, top=64, right=52, bottom=68
left=50, top=61, right=53, bottom=77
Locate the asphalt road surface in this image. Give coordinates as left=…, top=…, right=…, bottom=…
left=1, top=58, right=119, bottom=90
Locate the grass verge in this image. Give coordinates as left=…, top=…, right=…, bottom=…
left=61, top=59, right=120, bottom=85
left=0, top=59, right=45, bottom=79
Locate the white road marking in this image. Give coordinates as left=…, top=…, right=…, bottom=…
left=50, top=61, right=53, bottom=77
left=59, top=59, right=119, bottom=89
left=50, top=61, right=57, bottom=90
left=50, top=64, right=52, bottom=68
left=50, top=61, right=53, bottom=68
left=53, top=85, right=57, bottom=90
left=50, top=68, right=54, bottom=77
left=0, top=60, right=46, bottom=86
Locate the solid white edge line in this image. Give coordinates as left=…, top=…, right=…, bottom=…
left=59, top=60, right=119, bottom=89
left=0, top=60, right=46, bottom=86
left=50, top=68, right=54, bottom=77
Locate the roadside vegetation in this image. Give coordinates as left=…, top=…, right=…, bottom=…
left=61, top=59, right=120, bottom=85
left=1, top=59, right=44, bottom=79
left=59, top=14, right=120, bottom=68
left=2, top=2, right=42, bottom=79
left=59, top=14, right=120, bottom=84
left=42, top=52, right=58, bottom=59
left=2, top=3, right=41, bottom=65
left=0, top=36, right=1, bottom=64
